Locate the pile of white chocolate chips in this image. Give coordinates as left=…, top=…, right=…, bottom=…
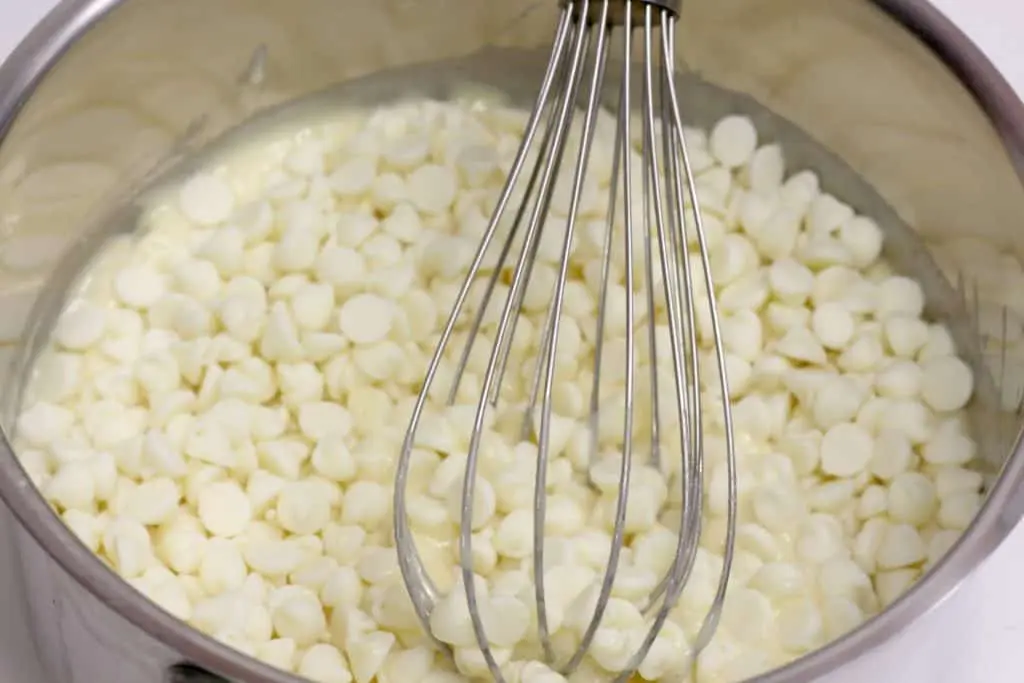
left=14, top=94, right=983, bottom=683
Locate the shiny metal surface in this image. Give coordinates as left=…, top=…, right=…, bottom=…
left=392, top=2, right=736, bottom=679
left=167, top=664, right=230, bottom=683
left=0, top=1, right=1021, bottom=682
left=559, top=0, right=680, bottom=24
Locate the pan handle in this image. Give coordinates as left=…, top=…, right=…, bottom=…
left=166, top=663, right=230, bottom=683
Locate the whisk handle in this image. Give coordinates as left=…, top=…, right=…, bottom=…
left=557, top=0, right=681, bottom=25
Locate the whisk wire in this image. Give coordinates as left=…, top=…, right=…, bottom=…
left=392, top=3, right=576, bottom=654
left=660, top=16, right=738, bottom=652
left=521, top=0, right=609, bottom=663
left=394, top=0, right=738, bottom=679
left=561, top=0, right=637, bottom=674
left=601, top=8, right=703, bottom=679
left=457, top=5, right=601, bottom=676
left=451, top=107, right=555, bottom=408
left=453, top=19, right=579, bottom=409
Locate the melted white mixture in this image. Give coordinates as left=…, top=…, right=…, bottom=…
left=15, top=94, right=982, bottom=683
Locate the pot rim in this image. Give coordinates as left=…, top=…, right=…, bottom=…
left=0, top=1, right=1022, bottom=682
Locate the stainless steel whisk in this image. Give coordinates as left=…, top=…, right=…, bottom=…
left=394, top=0, right=737, bottom=679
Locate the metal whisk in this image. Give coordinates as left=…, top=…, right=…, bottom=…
left=394, top=0, right=737, bottom=679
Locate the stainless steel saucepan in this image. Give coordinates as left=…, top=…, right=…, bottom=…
left=0, top=1, right=1022, bottom=682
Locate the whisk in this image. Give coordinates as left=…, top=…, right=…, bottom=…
left=393, top=0, right=737, bottom=679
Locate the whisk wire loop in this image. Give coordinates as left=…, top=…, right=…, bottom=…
left=659, top=18, right=739, bottom=651
left=392, top=3, right=576, bottom=654
left=393, top=0, right=737, bottom=679
left=530, top=0, right=618, bottom=668
left=560, top=1, right=635, bottom=675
